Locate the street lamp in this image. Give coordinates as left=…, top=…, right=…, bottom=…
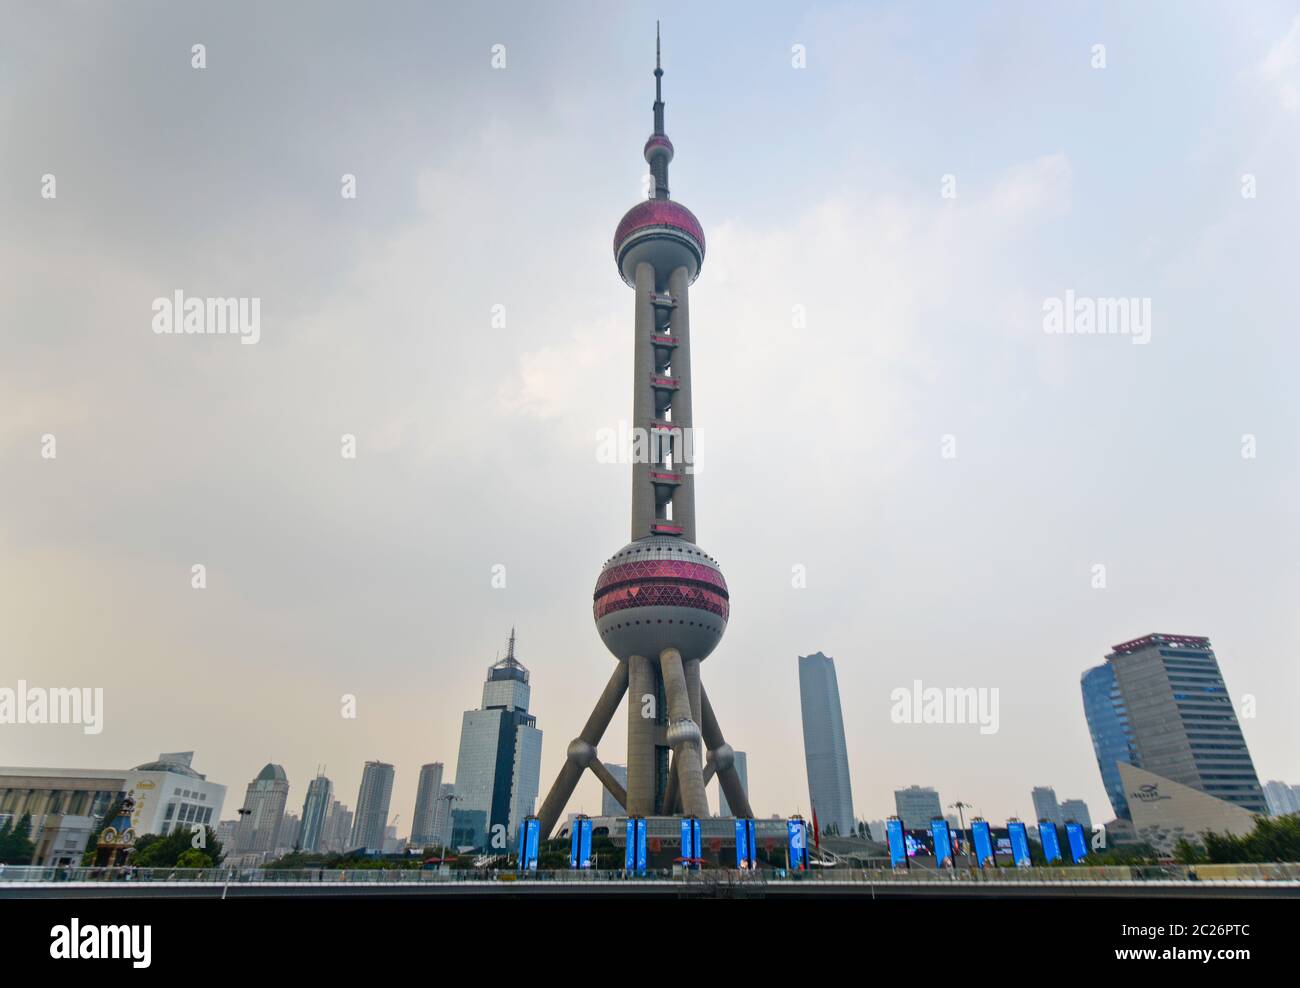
left=949, top=801, right=975, bottom=869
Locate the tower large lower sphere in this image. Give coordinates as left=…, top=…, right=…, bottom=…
left=535, top=28, right=754, bottom=840
left=593, top=536, right=728, bottom=663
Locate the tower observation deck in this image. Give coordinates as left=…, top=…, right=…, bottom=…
left=536, top=27, right=753, bottom=837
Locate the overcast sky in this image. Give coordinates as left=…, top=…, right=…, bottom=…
left=3, top=1, right=1298, bottom=834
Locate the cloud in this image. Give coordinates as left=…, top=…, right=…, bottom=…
left=1260, top=14, right=1300, bottom=111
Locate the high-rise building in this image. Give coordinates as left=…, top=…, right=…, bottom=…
left=430, top=784, right=455, bottom=848
left=894, top=786, right=941, bottom=830
left=602, top=764, right=628, bottom=818
left=1263, top=780, right=1300, bottom=817
left=276, top=812, right=300, bottom=852
left=1085, top=634, right=1265, bottom=816
left=717, top=751, right=748, bottom=817
left=1081, top=662, right=1136, bottom=819
left=323, top=800, right=353, bottom=853
left=233, top=763, right=289, bottom=854
left=452, top=630, right=543, bottom=847
left=351, top=760, right=395, bottom=851
left=799, top=652, right=856, bottom=835
left=1059, top=798, right=1092, bottom=830
left=410, top=762, right=444, bottom=847
left=297, top=772, right=333, bottom=852
left=535, top=28, right=753, bottom=836
left=1031, top=786, right=1063, bottom=827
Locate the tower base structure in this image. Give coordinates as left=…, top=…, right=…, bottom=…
left=536, top=655, right=754, bottom=838
left=552, top=815, right=785, bottom=868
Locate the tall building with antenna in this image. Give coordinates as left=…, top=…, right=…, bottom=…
left=451, top=628, right=543, bottom=848
left=538, top=27, right=753, bottom=836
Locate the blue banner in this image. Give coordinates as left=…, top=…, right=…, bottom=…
left=518, top=817, right=540, bottom=872
left=624, top=817, right=648, bottom=874
left=931, top=818, right=952, bottom=867
left=570, top=816, right=593, bottom=869
left=972, top=819, right=994, bottom=868
left=787, top=817, right=807, bottom=870
left=734, top=818, right=749, bottom=868
left=886, top=818, right=906, bottom=868
left=1039, top=820, right=1061, bottom=864
left=1065, top=821, right=1087, bottom=863
left=679, top=816, right=701, bottom=867
left=1008, top=820, right=1031, bottom=867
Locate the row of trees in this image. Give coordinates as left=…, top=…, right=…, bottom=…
left=1173, top=813, right=1300, bottom=864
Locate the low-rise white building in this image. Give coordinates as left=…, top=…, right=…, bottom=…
left=0, top=751, right=227, bottom=864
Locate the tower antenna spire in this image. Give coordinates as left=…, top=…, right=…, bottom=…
left=653, top=21, right=665, bottom=135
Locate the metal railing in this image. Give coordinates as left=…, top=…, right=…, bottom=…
left=3, top=862, right=1298, bottom=885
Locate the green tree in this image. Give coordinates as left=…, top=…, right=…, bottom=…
left=130, top=826, right=223, bottom=868
left=1172, top=838, right=1207, bottom=864
left=0, top=814, right=37, bottom=865
left=175, top=848, right=214, bottom=868
left=1200, top=813, right=1300, bottom=864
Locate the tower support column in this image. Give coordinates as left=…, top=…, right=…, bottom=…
left=660, top=647, right=709, bottom=817
left=626, top=654, right=657, bottom=815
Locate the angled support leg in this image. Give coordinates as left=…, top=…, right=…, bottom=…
left=662, top=754, right=680, bottom=815
left=701, top=685, right=754, bottom=819
left=589, top=755, right=627, bottom=811
left=537, top=662, right=628, bottom=838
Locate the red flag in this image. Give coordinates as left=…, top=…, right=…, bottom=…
left=811, top=805, right=821, bottom=851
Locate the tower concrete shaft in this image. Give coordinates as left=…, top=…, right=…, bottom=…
left=631, top=263, right=695, bottom=543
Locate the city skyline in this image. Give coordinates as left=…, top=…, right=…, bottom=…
left=4, top=2, right=1299, bottom=839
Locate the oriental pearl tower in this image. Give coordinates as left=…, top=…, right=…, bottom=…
left=536, top=28, right=754, bottom=837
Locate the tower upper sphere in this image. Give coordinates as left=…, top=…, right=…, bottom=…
left=612, top=23, right=705, bottom=287
left=613, top=199, right=705, bottom=287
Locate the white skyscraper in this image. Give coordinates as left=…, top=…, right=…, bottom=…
left=1032, top=786, right=1064, bottom=827
left=894, top=786, right=942, bottom=829
left=1263, top=780, right=1300, bottom=816
left=351, top=760, right=395, bottom=851
left=430, top=784, right=455, bottom=847
left=410, top=762, right=444, bottom=847
left=234, top=763, right=289, bottom=854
